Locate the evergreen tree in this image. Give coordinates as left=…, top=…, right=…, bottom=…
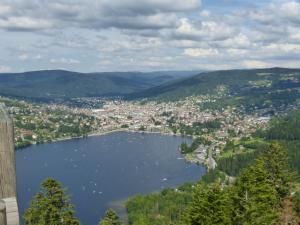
left=183, top=182, right=231, bottom=225
left=231, top=159, right=278, bottom=225
left=24, top=178, right=81, bottom=225
left=262, top=141, right=294, bottom=199
left=293, top=192, right=300, bottom=216
left=99, top=209, right=124, bottom=225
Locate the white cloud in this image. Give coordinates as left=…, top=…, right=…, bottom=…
left=217, top=33, right=251, bottom=49
left=184, top=48, right=219, bottom=57
left=242, top=60, right=272, bottom=69
left=226, top=48, right=248, bottom=56
left=50, top=58, right=80, bottom=64
left=173, top=17, right=234, bottom=41
left=0, top=0, right=200, bottom=31
left=0, top=0, right=299, bottom=72
left=0, top=4, right=11, bottom=15
left=266, top=43, right=300, bottom=53
left=0, top=17, right=52, bottom=31
left=280, top=1, right=300, bottom=24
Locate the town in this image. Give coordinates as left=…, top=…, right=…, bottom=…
left=1, top=94, right=279, bottom=166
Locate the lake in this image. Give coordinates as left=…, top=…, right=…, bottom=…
left=16, top=131, right=206, bottom=225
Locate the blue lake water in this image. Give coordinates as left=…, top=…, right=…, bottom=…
left=16, top=131, right=206, bottom=225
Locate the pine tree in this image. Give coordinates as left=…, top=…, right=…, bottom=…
left=231, top=159, right=278, bottom=225
left=99, top=209, right=124, bottom=225
left=262, top=141, right=294, bottom=199
left=24, top=178, right=81, bottom=225
left=183, top=182, right=232, bottom=225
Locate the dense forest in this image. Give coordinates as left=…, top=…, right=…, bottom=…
left=264, top=109, right=300, bottom=173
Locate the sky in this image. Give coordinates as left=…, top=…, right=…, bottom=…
left=0, top=0, right=299, bottom=73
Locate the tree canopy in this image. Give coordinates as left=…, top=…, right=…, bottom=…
left=99, top=209, right=124, bottom=225
left=24, top=178, right=81, bottom=225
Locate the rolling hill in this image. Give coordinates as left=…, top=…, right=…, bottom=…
left=0, top=70, right=199, bottom=101
left=129, top=67, right=300, bottom=111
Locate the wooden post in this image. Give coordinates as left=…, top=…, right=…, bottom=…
left=0, top=199, right=7, bottom=225
left=0, top=103, right=19, bottom=225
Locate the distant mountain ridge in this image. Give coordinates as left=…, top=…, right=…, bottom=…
left=0, top=70, right=199, bottom=101
left=1, top=68, right=300, bottom=106
left=128, top=67, right=300, bottom=100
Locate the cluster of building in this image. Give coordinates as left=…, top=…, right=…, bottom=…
left=82, top=97, right=272, bottom=164
left=1, top=95, right=277, bottom=162
left=0, top=97, right=101, bottom=148
left=91, top=99, right=216, bottom=132
left=90, top=98, right=270, bottom=134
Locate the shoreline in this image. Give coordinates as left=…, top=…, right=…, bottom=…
left=16, top=128, right=193, bottom=150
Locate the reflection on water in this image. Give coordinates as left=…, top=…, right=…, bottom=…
left=16, top=131, right=206, bottom=225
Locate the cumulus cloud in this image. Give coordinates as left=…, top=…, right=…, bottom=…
left=242, top=60, right=272, bottom=69
left=184, top=48, right=219, bottom=57
left=50, top=58, right=80, bottom=64
left=0, top=0, right=200, bottom=31
left=278, top=1, right=300, bottom=24
left=172, top=18, right=234, bottom=41
left=0, top=16, right=52, bottom=31
left=0, top=0, right=300, bottom=72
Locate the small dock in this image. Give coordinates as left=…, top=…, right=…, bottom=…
left=0, top=103, right=19, bottom=225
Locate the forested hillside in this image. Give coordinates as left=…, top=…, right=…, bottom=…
left=130, top=67, right=300, bottom=111
left=264, top=109, right=300, bottom=173
left=0, top=70, right=197, bottom=102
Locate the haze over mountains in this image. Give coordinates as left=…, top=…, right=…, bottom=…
left=1, top=68, right=300, bottom=107
left=131, top=67, right=300, bottom=99
left=0, top=70, right=200, bottom=101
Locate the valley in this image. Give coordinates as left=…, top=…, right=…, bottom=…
left=1, top=67, right=300, bottom=224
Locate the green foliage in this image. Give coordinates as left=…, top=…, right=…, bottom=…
left=223, top=140, right=235, bottom=152
left=262, top=141, right=294, bottom=199
left=134, top=68, right=300, bottom=112
left=216, top=138, right=269, bottom=177
left=200, top=169, right=226, bottom=184
left=99, top=209, right=124, bottom=225
left=179, top=142, right=190, bottom=154
left=184, top=143, right=293, bottom=225
left=23, top=178, right=81, bottom=225
left=266, top=110, right=300, bottom=140
left=265, top=109, right=300, bottom=175
left=179, top=120, right=221, bottom=136
left=138, top=125, right=146, bottom=131
left=182, top=183, right=232, bottom=225
left=180, top=137, right=211, bottom=154
left=126, top=184, right=194, bottom=225
left=282, top=140, right=300, bottom=173
left=231, top=159, right=278, bottom=225
left=293, top=192, right=300, bottom=216
left=217, top=149, right=261, bottom=176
